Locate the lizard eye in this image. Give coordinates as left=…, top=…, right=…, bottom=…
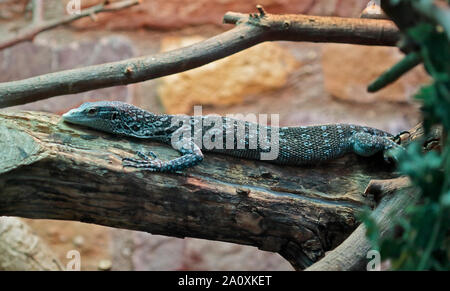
left=86, top=108, right=98, bottom=116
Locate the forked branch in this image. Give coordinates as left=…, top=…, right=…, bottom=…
left=0, top=6, right=400, bottom=108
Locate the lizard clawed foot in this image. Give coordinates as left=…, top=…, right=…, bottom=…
left=122, top=158, right=164, bottom=171
left=122, top=161, right=158, bottom=171
left=122, top=150, right=162, bottom=170
left=122, top=150, right=158, bottom=162
left=136, top=151, right=158, bottom=160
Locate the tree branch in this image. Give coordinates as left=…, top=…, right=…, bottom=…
left=0, top=110, right=411, bottom=270
left=0, top=0, right=140, bottom=51
left=222, top=9, right=399, bottom=45
left=0, top=7, right=400, bottom=109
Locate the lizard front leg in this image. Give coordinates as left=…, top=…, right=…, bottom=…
left=122, top=138, right=204, bottom=172
left=350, top=132, right=404, bottom=163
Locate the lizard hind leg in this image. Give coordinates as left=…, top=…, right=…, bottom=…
left=350, top=132, right=403, bottom=162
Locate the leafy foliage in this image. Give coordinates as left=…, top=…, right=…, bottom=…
left=364, top=0, right=450, bottom=270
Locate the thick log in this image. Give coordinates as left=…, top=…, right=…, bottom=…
left=0, top=110, right=405, bottom=270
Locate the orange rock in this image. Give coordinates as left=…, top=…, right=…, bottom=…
left=157, top=36, right=300, bottom=114
left=321, top=44, right=430, bottom=103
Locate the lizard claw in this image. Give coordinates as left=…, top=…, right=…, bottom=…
left=122, top=160, right=158, bottom=171
left=122, top=157, right=162, bottom=171
left=136, top=151, right=157, bottom=160
left=122, top=151, right=159, bottom=167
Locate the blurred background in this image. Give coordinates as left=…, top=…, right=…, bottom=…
left=0, top=0, right=427, bottom=270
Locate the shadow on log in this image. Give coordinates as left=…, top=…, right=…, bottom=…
left=0, top=110, right=413, bottom=270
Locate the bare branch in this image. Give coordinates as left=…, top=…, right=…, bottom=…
left=0, top=7, right=400, bottom=108
left=222, top=10, right=399, bottom=45
left=0, top=0, right=140, bottom=51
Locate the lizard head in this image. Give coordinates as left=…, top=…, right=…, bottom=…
left=62, top=101, right=138, bottom=134
left=62, top=101, right=173, bottom=138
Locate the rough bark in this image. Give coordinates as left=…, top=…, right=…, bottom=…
left=0, top=8, right=400, bottom=108
left=305, top=177, right=419, bottom=271
left=0, top=110, right=410, bottom=270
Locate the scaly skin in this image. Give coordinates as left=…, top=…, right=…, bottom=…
left=62, top=101, right=402, bottom=172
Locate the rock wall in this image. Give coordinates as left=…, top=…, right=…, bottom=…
left=322, top=44, right=430, bottom=103
left=158, top=36, right=300, bottom=114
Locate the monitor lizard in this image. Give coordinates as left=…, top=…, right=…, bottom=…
left=62, top=101, right=403, bottom=172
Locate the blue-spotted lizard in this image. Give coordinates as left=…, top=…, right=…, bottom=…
left=62, top=101, right=403, bottom=172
